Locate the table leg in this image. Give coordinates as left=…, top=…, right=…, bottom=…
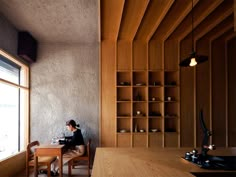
left=59, top=154, right=63, bottom=177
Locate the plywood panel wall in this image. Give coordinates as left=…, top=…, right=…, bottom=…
left=211, top=38, right=226, bottom=147
left=227, top=37, right=236, bottom=147
left=149, top=40, right=163, bottom=70
left=117, top=40, right=132, bottom=70
left=101, top=41, right=116, bottom=146
left=196, top=39, right=210, bottom=147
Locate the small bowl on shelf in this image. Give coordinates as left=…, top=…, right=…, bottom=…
left=139, top=129, right=145, bottom=133
left=135, top=83, right=145, bottom=86
left=119, top=129, right=127, bottom=133
left=150, top=129, right=158, bottom=132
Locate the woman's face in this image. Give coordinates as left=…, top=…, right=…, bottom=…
left=66, top=125, right=73, bottom=132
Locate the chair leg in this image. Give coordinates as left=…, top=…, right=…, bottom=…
left=47, top=163, right=51, bottom=177
left=68, top=160, right=72, bottom=177
left=88, top=161, right=90, bottom=176
left=26, top=166, right=29, bottom=177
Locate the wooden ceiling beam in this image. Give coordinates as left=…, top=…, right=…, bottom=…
left=101, top=0, right=124, bottom=40
left=195, top=8, right=233, bottom=43
left=234, top=0, right=236, bottom=31
left=118, top=0, right=149, bottom=41
left=209, top=27, right=234, bottom=42
left=134, top=0, right=174, bottom=42
left=169, top=0, right=223, bottom=40
left=152, top=0, right=199, bottom=41
left=198, top=15, right=234, bottom=42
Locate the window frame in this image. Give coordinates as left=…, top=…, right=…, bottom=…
left=0, top=49, right=29, bottom=159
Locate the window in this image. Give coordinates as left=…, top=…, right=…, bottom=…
left=0, top=49, right=29, bottom=161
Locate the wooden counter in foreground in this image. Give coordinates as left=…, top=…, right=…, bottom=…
left=91, top=147, right=236, bottom=177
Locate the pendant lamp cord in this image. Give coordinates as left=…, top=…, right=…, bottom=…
left=191, top=0, right=194, bottom=52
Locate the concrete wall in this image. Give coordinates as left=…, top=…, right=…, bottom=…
left=0, top=12, right=18, bottom=55
left=30, top=43, right=99, bottom=161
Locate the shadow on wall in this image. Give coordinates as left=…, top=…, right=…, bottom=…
left=81, top=122, right=98, bottom=166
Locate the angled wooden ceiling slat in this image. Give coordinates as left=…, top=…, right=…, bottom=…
left=203, top=15, right=234, bottom=42
left=168, top=0, right=224, bottom=40
left=234, top=0, right=236, bottom=31
left=118, top=0, right=149, bottom=41
left=152, top=0, right=198, bottom=41
left=101, top=0, right=234, bottom=43
left=194, top=3, right=234, bottom=42
left=101, top=0, right=125, bottom=40
left=134, top=0, right=174, bottom=41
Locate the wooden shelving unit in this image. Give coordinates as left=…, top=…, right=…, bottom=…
left=116, top=40, right=180, bottom=147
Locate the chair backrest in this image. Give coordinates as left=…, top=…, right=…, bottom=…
left=86, top=139, right=91, bottom=157
left=26, top=141, right=40, bottom=163
left=68, top=139, right=92, bottom=177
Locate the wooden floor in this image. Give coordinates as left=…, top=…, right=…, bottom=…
left=14, top=165, right=91, bottom=177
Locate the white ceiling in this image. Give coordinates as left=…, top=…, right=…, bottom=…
left=0, top=0, right=99, bottom=44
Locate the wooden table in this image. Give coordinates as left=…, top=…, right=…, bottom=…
left=34, top=144, right=64, bottom=177
left=91, top=147, right=236, bottom=177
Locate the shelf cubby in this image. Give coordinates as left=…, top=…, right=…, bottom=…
left=117, top=102, right=131, bottom=117
left=148, top=71, right=163, bottom=86
left=133, top=71, right=147, bottom=86
left=133, top=102, right=147, bottom=117
left=164, top=117, right=177, bottom=132
left=133, top=118, right=147, bottom=133
left=164, top=71, right=178, bottom=86
left=117, top=71, right=131, bottom=86
left=117, top=87, right=131, bottom=101
left=148, top=118, right=162, bottom=132
left=117, top=118, right=131, bottom=133
left=148, top=87, right=163, bottom=102
left=164, top=87, right=179, bottom=101
left=164, top=102, right=178, bottom=117
left=133, top=87, right=147, bottom=101
left=148, top=102, right=163, bottom=117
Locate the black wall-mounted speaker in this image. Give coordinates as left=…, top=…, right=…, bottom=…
left=17, top=31, right=38, bottom=63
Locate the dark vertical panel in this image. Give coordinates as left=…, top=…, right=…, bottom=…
left=228, top=37, right=236, bottom=147
left=196, top=39, right=210, bottom=147
left=180, top=37, right=194, bottom=147
left=211, top=39, right=226, bottom=147
left=180, top=68, right=194, bottom=147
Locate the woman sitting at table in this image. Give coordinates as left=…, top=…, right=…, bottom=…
left=50, top=119, right=85, bottom=176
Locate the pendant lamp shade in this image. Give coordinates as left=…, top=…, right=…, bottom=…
left=179, top=52, right=208, bottom=67
left=179, top=0, right=208, bottom=67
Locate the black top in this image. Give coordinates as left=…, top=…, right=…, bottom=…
left=66, top=129, right=85, bottom=148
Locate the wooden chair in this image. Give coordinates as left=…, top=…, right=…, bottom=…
left=68, top=139, right=91, bottom=177
left=26, top=141, right=57, bottom=177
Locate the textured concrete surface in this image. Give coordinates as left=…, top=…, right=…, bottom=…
left=0, top=0, right=99, bottom=43
left=30, top=43, right=99, bottom=161
left=0, top=12, right=18, bottom=55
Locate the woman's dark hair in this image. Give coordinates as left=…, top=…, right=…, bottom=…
left=66, top=119, right=80, bottom=128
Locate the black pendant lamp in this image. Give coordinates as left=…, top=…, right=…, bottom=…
left=179, top=0, right=208, bottom=67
